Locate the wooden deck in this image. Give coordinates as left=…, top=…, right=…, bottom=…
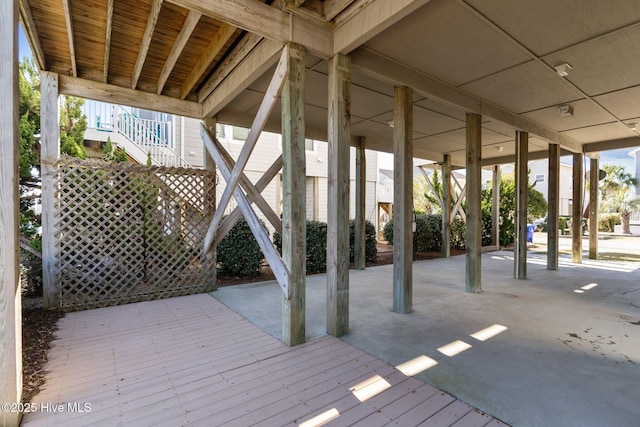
left=22, top=294, right=504, bottom=426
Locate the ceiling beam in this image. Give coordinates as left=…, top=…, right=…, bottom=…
left=168, top=0, right=331, bottom=57
left=103, top=0, right=114, bottom=83
left=351, top=48, right=583, bottom=153
left=333, top=0, right=431, bottom=54
left=324, top=0, right=354, bottom=21
left=61, top=0, right=77, bottom=76
left=132, top=0, right=163, bottom=89
left=481, top=148, right=573, bottom=166
left=59, top=74, right=202, bottom=118
left=179, top=22, right=234, bottom=99
left=18, top=0, right=46, bottom=70
left=582, top=136, right=640, bottom=153
left=216, top=109, right=328, bottom=141
left=159, top=10, right=202, bottom=95
left=197, top=32, right=262, bottom=103
left=202, top=39, right=283, bottom=118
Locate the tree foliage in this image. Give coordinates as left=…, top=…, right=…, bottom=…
left=599, top=164, right=640, bottom=233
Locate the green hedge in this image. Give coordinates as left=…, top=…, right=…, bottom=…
left=217, top=217, right=267, bottom=276
left=274, top=220, right=378, bottom=273
left=383, top=212, right=492, bottom=252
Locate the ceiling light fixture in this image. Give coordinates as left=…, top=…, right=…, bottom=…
left=626, top=122, right=638, bottom=131
left=387, top=120, right=394, bottom=128
left=558, top=104, right=573, bottom=118
left=554, top=62, right=572, bottom=77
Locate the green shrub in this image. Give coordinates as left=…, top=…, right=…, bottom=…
left=383, top=220, right=394, bottom=244
left=598, top=213, right=620, bottom=232
left=217, top=217, right=267, bottom=276
left=450, top=216, right=466, bottom=250
left=559, top=216, right=569, bottom=233
left=414, top=214, right=442, bottom=252
left=274, top=220, right=378, bottom=273
left=349, top=220, right=378, bottom=262
left=274, top=221, right=326, bottom=273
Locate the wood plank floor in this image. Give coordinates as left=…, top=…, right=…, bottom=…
left=22, top=294, right=504, bottom=426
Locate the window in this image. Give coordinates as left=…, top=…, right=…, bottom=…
left=215, top=123, right=225, bottom=139
left=232, top=126, right=249, bottom=141
left=535, top=173, right=545, bottom=183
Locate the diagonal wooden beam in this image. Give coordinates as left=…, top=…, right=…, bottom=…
left=158, top=10, right=201, bottom=94
left=61, top=0, right=77, bottom=76
left=418, top=166, right=442, bottom=207
left=206, top=46, right=288, bottom=240
left=212, top=138, right=282, bottom=242
left=201, top=125, right=290, bottom=295
left=103, top=0, right=114, bottom=83
left=19, top=0, right=46, bottom=70
left=451, top=183, right=466, bottom=222
left=213, top=152, right=283, bottom=247
left=179, top=22, right=234, bottom=99
left=132, top=0, right=163, bottom=89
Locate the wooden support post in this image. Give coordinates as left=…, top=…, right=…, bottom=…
left=393, top=86, right=413, bottom=313
left=202, top=117, right=217, bottom=290
left=514, top=131, right=528, bottom=280
left=547, top=144, right=560, bottom=270
left=491, top=165, right=500, bottom=248
left=442, top=154, right=451, bottom=258
left=572, top=153, right=584, bottom=263
left=0, top=1, right=22, bottom=423
left=466, top=113, right=482, bottom=293
left=282, top=43, right=306, bottom=346
left=327, top=53, right=351, bottom=337
left=589, top=156, right=599, bottom=259
left=41, top=71, right=60, bottom=309
left=354, top=136, right=366, bottom=270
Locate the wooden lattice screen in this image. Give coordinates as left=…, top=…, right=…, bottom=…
left=53, top=156, right=216, bottom=311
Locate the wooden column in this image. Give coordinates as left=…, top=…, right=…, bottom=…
left=441, top=154, right=451, bottom=258
left=202, top=117, right=217, bottom=290
left=514, top=131, right=528, bottom=279
left=547, top=144, right=560, bottom=270
left=572, top=153, right=583, bottom=264
left=327, top=53, right=350, bottom=337
left=465, top=113, right=482, bottom=293
left=41, top=71, right=60, bottom=308
left=491, top=165, right=501, bottom=248
left=354, top=136, right=366, bottom=270
left=589, top=156, right=599, bottom=259
left=393, top=86, right=413, bottom=313
left=281, top=43, right=306, bottom=346
left=0, top=1, right=22, bottom=423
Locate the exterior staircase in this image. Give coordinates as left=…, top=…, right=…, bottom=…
left=82, top=101, right=191, bottom=168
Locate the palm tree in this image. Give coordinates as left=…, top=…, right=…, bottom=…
left=600, top=164, right=639, bottom=234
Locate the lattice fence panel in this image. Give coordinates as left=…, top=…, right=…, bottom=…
left=53, top=156, right=216, bottom=311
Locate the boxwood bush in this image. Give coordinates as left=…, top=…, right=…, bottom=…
left=274, top=220, right=378, bottom=273
left=217, top=217, right=267, bottom=276
left=598, top=213, right=620, bottom=232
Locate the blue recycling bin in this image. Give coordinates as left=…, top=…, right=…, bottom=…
left=527, top=224, right=535, bottom=243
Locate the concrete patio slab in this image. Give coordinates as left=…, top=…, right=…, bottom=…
left=213, top=251, right=640, bottom=427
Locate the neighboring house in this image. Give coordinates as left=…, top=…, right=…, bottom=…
left=82, top=101, right=380, bottom=235
left=502, top=160, right=574, bottom=216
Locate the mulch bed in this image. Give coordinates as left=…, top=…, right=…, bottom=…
left=21, top=243, right=461, bottom=403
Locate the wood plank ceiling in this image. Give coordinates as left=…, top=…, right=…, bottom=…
left=19, top=0, right=640, bottom=166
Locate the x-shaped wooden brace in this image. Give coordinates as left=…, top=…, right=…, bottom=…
left=202, top=126, right=290, bottom=295
left=419, top=165, right=466, bottom=223
left=202, top=46, right=291, bottom=295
